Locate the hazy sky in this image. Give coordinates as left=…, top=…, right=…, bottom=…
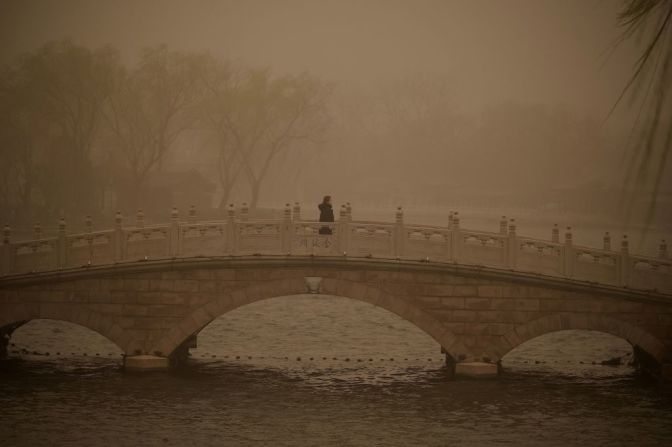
left=0, top=0, right=641, bottom=120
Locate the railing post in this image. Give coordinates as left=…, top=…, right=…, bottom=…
left=603, top=231, right=611, bottom=251
left=394, top=206, right=405, bottom=258
left=113, top=211, right=123, bottom=262
left=169, top=207, right=179, bottom=256
left=659, top=239, right=668, bottom=259
left=346, top=202, right=352, bottom=221
left=226, top=204, right=237, bottom=254
left=507, top=218, right=517, bottom=268
left=136, top=209, right=145, bottom=228
left=337, top=205, right=348, bottom=254
left=451, top=211, right=461, bottom=262
left=84, top=215, right=93, bottom=261
left=57, top=216, right=67, bottom=268
left=34, top=222, right=43, bottom=239
left=499, top=216, right=507, bottom=235
left=188, top=205, right=197, bottom=223
left=1, top=224, right=11, bottom=275
left=281, top=203, right=292, bottom=253
left=562, top=226, right=574, bottom=277
left=551, top=224, right=559, bottom=243
left=240, top=203, right=249, bottom=222
left=619, top=235, right=630, bottom=287
left=292, top=202, right=301, bottom=222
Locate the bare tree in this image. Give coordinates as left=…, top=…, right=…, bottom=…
left=198, top=60, right=248, bottom=209
left=27, top=41, right=118, bottom=213
left=200, top=67, right=331, bottom=209
left=0, top=41, right=119, bottom=221
left=105, top=46, right=206, bottom=209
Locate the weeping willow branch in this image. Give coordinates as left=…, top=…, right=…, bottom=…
left=612, top=0, right=672, bottom=229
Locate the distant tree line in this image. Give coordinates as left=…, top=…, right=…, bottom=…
left=0, top=41, right=331, bottom=225
left=2, top=38, right=657, bottom=231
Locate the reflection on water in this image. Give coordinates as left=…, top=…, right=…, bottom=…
left=2, top=295, right=672, bottom=446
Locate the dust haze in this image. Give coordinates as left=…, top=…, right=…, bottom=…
left=1, top=0, right=669, bottom=248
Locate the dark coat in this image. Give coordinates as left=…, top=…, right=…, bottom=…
left=318, top=202, right=334, bottom=222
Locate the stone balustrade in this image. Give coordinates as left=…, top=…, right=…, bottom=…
left=1, top=203, right=671, bottom=295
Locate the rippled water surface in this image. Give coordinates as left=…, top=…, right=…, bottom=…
left=2, top=295, right=672, bottom=446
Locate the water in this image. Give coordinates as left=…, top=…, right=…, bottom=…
left=2, top=295, right=672, bottom=446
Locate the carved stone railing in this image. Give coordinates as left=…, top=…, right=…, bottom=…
left=1, top=204, right=670, bottom=294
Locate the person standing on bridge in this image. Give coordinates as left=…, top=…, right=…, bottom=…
left=318, top=195, right=334, bottom=235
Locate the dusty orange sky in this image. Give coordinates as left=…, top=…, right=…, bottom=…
left=0, top=0, right=640, bottom=122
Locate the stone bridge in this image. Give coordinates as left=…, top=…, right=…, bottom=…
left=1, top=204, right=671, bottom=378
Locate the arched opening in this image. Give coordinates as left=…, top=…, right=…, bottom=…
left=494, top=313, right=668, bottom=379
left=178, top=294, right=449, bottom=384
left=501, top=330, right=636, bottom=378
left=2, top=319, right=124, bottom=369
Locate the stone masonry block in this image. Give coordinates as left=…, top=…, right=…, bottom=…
left=123, top=279, right=150, bottom=291
left=173, top=280, right=199, bottom=293
left=490, top=299, right=517, bottom=310
left=488, top=323, right=515, bottom=336
left=414, top=296, right=441, bottom=308
left=440, top=297, right=465, bottom=309
left=477, top=285, right=504, bottom=297
left=412, top=272, right=443, bottom=284
left=450, top=310, right=478, bottom=322
left=198, top=279, right=218, bottom=292
left=515, top=298, right=540, bottom=312
left=452, top=285, right=479, bottom=297
left=461, top=323, right=491, bottom=335
left=465, top=298, right=491, bottom=310
left=424, top=284, right=455, bottom=296
left=214, top=269, right=236, bottom=280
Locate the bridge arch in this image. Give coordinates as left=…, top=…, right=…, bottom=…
left=494, top=313, right=669, bottom=365
left=0, top=305, right=126, bottom=353
left=156, top=277, right=461, bottom=361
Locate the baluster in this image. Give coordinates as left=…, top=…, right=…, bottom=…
left=85, top=215, right=93, bottom=263
left=551, top=224, right=559, bottom=243
left=620, top=235, right=629, bottom=254
left=227, top=204, right=237, bottom=254
left=564, top=226, right=573, bottom=246
left=136, top=209, right=145, bottom=228
left=660, top=239, right=668, bottom=260
left=114, top=211, right=123, bottom=261
left=499, top=216, right=507, bottom=235
left=562, top=226, right=574, bottom=277
left=603, top=231, right=611, bottom=251
left=57, top=216, right=67, bottom=268
left=450, top=211, right=460, bottom=262
left=394, top=206, right=404, bottom=258
left=508, top=218, right=516, bottom=236
left=448, top=211, right=454, bottom=229
left=1, top=224, right=10, bottom=275
left=293, top=202, right=301, bottom=221
left=346, top=202, right=352, bottom=221
left=170, top=207, right=179, bottom=256
left=34, top=222, right=42, bottom=240
left=240, top=203, right=249, bottom=222
left=335, top=204, right=349, bottom=255
left=619, top=235, right=630, bottom=287
left=188, top=205, right=197, bottom=223
left=507, top=218, right=517, bottom=268
left=282, top=203, right=292, bottom=253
